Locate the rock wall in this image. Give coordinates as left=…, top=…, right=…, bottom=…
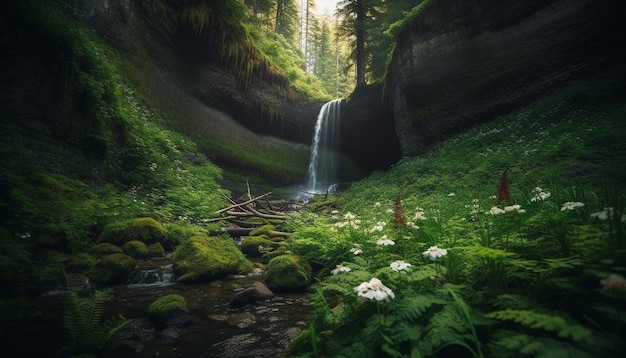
left=387, top=0, right=626, bottom=156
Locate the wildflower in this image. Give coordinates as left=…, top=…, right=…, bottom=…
left=531, top=187, right=551, bottom=202
left=448, top=193, right=456, bottom=197
left=414, top=211, right=427, bottom=221
left=354, top=278, right=395, bottom=301
left=504, top=204, right=526, bottom=214
left=335, top=221, right=348, bottom=228
left=376, top=235, right=395, bottom=246
left=344, top=212, right=357, bottom=221
left=374, top=201, right=381, bottom=208
left=330, top=210, right=339, bottom=214
left=590, top=207, right=626, bottom=222
left=408, top=223, right=420, bottom=230
left=370, top=221, right=386, bottom=232
left=390, top=260, right=411, bottom=272
left=600, top=274, right=626, bottom=292
left=331, top=264, right=352, bottom=275
left=561, top=201, right=585, bottom=211
left=394, top=193, right=407, bottom=227
left=489, top=206, right=505, bottom=215
left=350, top=244, right=363, bottom=255
left=423, top=245, right=448, bottom=261
left=496, top=168, right=510, bottom=204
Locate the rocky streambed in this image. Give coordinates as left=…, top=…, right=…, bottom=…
left=4, top=256, right=310, bottom=357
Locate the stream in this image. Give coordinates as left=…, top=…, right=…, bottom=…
left=3, top=256, right=310, bottom=357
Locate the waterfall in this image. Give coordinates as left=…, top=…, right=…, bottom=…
left=307, top=99, right=342, bottom=193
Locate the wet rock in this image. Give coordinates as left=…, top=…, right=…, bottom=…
left=160, top=327, right=183, bottom=342
left=108, top=339, right=144, bottom=353
left=227, top=312, right=256, bottom=328
left=229, top=281, right=274, bottom=307
left=115, top=318, right=156, bottom=343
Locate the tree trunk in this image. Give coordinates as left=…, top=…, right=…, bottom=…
left=355, top=0, right=366, bottom=89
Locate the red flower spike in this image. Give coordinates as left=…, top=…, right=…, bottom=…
left=394, top=193, right=407, bottom=227
left=496, top=168, right=510, bottom=205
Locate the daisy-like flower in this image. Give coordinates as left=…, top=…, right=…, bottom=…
left=423, top=245, right=448, bottom=261
left=561, top=201, right=585, bottom=211
left=414, top=211, right=427, bottom=221
left=590, top=207, right=625, bottom=222
left=390, top=260, right=411, bottom=272
left=376, top=235, right=395, bottom=246
left=489, top=206, right=505, bottom=215
left=349, top=243, right=363, bottom=255
left=504, top=204, right=526, bottom=214
left=370, top=221, right=386, bottom=232
left=331, top=264, right=352, bottom=275
left=531, top=187, right=551, bottom=202
left=600, top=274, right=626, bottom=292
left=354, top=278, right=395, bottom=301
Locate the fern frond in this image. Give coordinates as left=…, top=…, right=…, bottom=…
left=492, top=294, right=538, bottom=310
left=392, top=293, right=447, bottom=321
left=485, top=309, right=593, bottom=342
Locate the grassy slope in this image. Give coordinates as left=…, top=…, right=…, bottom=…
left=284, top=76, right=626, bottom=357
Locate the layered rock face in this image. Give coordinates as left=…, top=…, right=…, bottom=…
left=387, top=0, right=625, bottom=156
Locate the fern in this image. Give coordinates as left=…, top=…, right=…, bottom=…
left=485, top=309, right=593, bottom=342
left=392, top=293, right=447, bottom=321
left=63, top=288, right=129, bottom=353
left=489, top=330, right=602, bottom=358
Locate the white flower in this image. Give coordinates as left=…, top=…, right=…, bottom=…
left=390, top=260, right=411, bottom=272
left=335, top=221, right=348, bottom=228
left=448, top=193, right=456, bottom=197
left=331, top=264, right=351, bottom=275
left=590, top=207, right=625, bottom=222
left=350, top=244, right=363, bottom=255
left=413, top=211, right=427, bottom=221
left=422, top=245, right=448, bottom=261
left=370, top=221, right=386, bottom=232
left=374, top=201, right=381, bottom=208
left=354, top=278, right=395, bottom=301
left=504, top=204, right=526, bottom=214
left=376, top=235, right=395, bottom=246
left=344, top=212, right=357, bottom=220
left=489, top=206, right=505, bottom=215
left=531, top=187, right=551, bottom=202
left=331, top=210, right=339, bottom=214
left=561, top=201, right=585, bottom=211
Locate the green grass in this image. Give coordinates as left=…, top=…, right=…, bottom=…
left=284, top=80, right=626, bottom=357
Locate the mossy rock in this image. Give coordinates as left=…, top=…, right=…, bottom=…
left=173, top=235, right=253, bottom=283
left=89, top=242, right=123, bottom=256
left=147, top=294, right=190, bottom=328
left=249, top=224, right=276, bottom=237
left=282, top=329, right=312, bottom=357
left=265, top=254, right=312, bottom=292
left=240, top=235, right=281, bottom=258
left=66, top=252, right=96, bottom=272
left=98, top=217, right=167, bottom=246
left=122, top=240, right=148, bottom=259
left=88, top=253, right=135, bottom=285
left=147, top=242, right=166, bottom=257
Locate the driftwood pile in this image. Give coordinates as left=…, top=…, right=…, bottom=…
left=210, top=191, right=304, bottom=238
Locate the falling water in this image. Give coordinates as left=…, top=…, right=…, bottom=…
left=307, top=99, right=342, bottom=193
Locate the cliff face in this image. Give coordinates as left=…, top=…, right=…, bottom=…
left=387, top=0, right=626, bottom=156
left=74, top=0, right=321, bottom=144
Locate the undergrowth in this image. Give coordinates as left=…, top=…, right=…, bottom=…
left=284, top=80, right=626, bottom=357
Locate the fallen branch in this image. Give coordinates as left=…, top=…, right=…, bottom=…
left=215, top=192, right=272, bottom=214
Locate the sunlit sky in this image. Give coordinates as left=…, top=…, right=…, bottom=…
left=313, top=0, right=341, bottom=15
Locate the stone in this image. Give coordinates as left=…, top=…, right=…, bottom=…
left=229, top=281, right=275, bottom=307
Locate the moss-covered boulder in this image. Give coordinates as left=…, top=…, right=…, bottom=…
left=88, top=253, right=135, bottom=285
left=240, top=235, right=281, bottom=258
left=88, top=242, right=123, bottom=256
left=98, top=217, right=167, bottom=246
left=265, top=254, right=312, bottom=292
left=173, top=235, right=253, bottom=283
left=122, top=240, right=148, bottom=259
left=147, top=294, right=190, bottom=328
left=146, top=242, right=166, bottom=257
left=66, top=252, right=96, bottom=272
left=249, top=224, right=276, bottom=237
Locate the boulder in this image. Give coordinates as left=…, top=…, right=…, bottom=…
left=147, top=294, right=190, bottom=329
left=88, top=253, right=136, bottom=285
left=98, top=217, right=167, bottom=246
left=173, top=235, right=253, bottom=283
left=229, top=281, right=275, bottom=307
left=265, top=254, right=312, bottom=292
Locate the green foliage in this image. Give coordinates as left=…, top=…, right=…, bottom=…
left=173, top=235, right=253, bottom=283
left=121, top=240, right=149, bottom=259
left=485, top=310, right=593, bottom=342
left=98, top=218, right=167, bottom=246
left=63, top=287, right=128, bottom=354
left=88, top=243, right=123, bottom=256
